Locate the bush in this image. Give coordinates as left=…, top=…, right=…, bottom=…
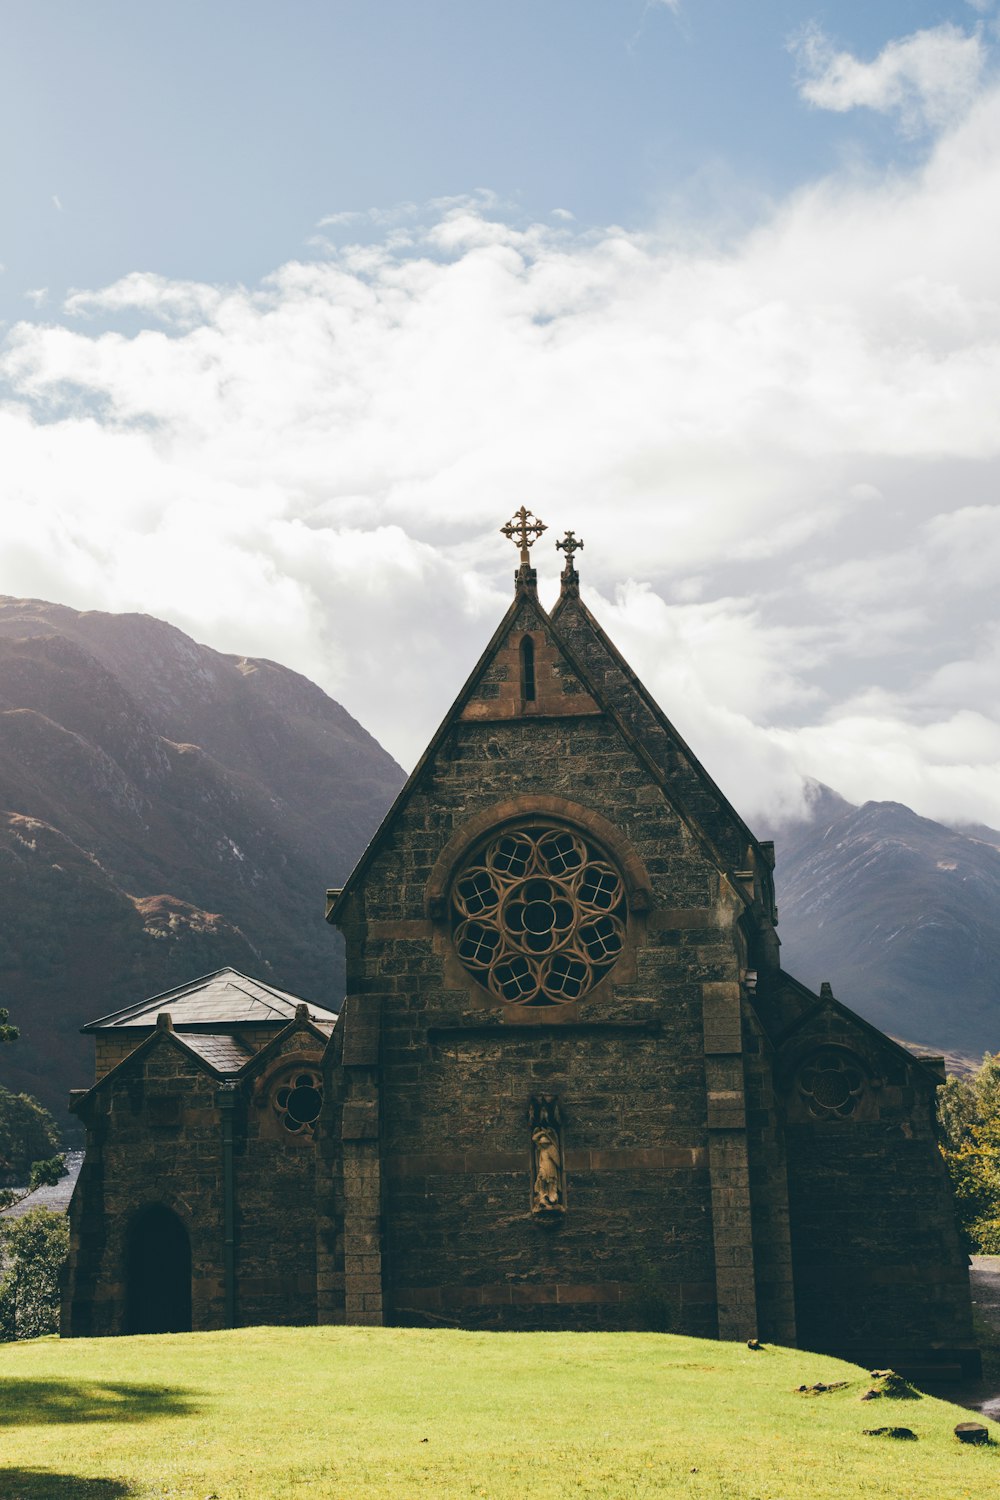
left=28, top=1154, right=67, bottom=1192
left=940, top=1054, right=1000, bottom=1252
left=0, top=1207, right=69, bottom=1340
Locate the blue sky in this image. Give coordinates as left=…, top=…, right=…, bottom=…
left=0, top=0, right=983, bottom=318
left=2, top=1, right=1000, bottom=830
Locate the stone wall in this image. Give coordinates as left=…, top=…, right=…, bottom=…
left=65, top=1025, right=324, bottom=1335
left=234, top=1028, right=324, bottom=1326
left=65, top=1035, right=228, bottom=1335
left=93, top=1025, right=280, bottom=1080
left=779, top=1001, right=976, bottom=1373
left=333, top=594, right=767, bottom=1332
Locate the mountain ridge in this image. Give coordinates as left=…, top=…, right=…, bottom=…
left=0, top=595, right=405, bottom=1121
left=2, top=596, right=997, bottom=1122
left=766, top=786, right=1000, bottom=1061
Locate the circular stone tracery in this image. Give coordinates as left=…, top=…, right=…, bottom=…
left=451, top=826, right=627, bottom=1006
left=272, top=1068, right=323, bottom=1137
left=797, top=1049, right=866, bottom=1119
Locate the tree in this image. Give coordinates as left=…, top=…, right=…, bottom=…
left=0, top=1208, right=68, bottom=1340
left=28, top=1155, right=67, bottom=1192
left=939, top=1054, right=1000, bottom=1253
left=0, top=1087, right=60, bottom=1186
left=0, top=1005, right=17, bottom=1045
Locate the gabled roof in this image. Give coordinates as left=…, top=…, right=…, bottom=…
left=181, top=1033, right=254, bottom=1072
left=550, top=588, right=759, bottom=871
left=82, top=967, right=339, bottom=1032
left=328, top=574, right=760, bottom=925
left=761, top=969, right=943, bottom=1086
left=238, top=1009, right=335, bottom=1083
left=70, top=1022, right=244, bottom=1114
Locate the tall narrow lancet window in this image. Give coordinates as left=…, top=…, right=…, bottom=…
left=520, top=635, right=536, bottom=702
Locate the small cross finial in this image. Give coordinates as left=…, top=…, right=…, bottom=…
left=556, top=530, right=584, bottom=591
left=501, top=507, right=547, bottom=566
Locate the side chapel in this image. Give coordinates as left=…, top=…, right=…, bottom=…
left=63, top=512, right=978, bottom=1377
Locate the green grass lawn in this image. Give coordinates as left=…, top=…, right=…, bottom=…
left=0, top=1327, right=996, bottom=1500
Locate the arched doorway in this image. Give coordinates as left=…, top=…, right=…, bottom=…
left=125, top=1205, right=192, bottom=1334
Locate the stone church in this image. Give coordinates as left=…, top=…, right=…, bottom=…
left=63, top=512, right=978, bottom=1377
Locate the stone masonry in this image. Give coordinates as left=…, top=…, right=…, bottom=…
left=63, top=524, right=978, bottom=1377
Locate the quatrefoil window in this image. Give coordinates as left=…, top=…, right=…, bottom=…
left=451, top=825, right=627, bottom=1006
left=797, top=1049, right=866, bottom=1120
left=272, top=1068, right=323, bottom=1137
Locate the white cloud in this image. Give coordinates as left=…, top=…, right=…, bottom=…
left=3, top=66, right=1000, bottom=831
left=792, top=22, right=987, bottom=135
left=64, top=272, right=225, bottom=326
left=769, top=708, right=1000, bottom=831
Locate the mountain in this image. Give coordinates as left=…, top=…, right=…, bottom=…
left=767, top=787, right=1000, bottom=1061
left=0, top=597, right=404, bottom=1122
left=3, top=592, right=997, bottom=1121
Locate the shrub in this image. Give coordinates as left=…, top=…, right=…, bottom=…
left=0, top=1207, right=69, bottom=1340
left=940, top=1054, right=1000, bottom=1252
left=28, top=1154, right=67, bottom=1192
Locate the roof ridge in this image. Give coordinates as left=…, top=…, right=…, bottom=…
left=82, top=967, right=337, bottom=1032
left=82, top=965, right=249, bottom=1028
left=769, top=969, right=942, bottom=1083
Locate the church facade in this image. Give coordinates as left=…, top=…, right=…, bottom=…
left=63, top=514, right=978, bottom=1376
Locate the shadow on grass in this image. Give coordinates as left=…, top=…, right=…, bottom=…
left=0, top=1473, right=130, bottom=1499
left=0, top=1377, right=201, bottom=1425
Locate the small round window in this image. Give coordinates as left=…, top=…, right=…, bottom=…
left=797, top=1049, right=866, bottom=1119
left=272, top=1068, right=323, bottom=1137
left=451, top=824, right=627, bottom=1006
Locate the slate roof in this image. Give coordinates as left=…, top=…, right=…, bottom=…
left=1, top=1150, right=84, bottom=1221
left=180, top=1032, right=254, bottom=1073
left=82, top=967, right=339, bottom=1032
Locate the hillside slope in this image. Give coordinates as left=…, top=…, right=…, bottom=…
left=0, top=597, right=404, bottom=1118
left=769, top=789, right=1000, bottom=1059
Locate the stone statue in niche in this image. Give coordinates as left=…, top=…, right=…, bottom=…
left=529, top=1095, right=565, bottom=1217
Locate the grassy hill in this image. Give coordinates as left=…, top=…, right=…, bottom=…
left=0, top=1327, right=996, bottom=1499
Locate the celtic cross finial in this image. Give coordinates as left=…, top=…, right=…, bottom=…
left=556, top=530, right=584, bottom=590
left=500, top=507, right=547, bottom=566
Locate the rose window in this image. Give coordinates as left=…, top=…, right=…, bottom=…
left=797, top=1049, right=866, bottom=1119
left=451, top=826, right=627, bottom=1006
left=272, top=1068, right=323, bottom=1137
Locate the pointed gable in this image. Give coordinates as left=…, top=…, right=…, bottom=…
left=239, top=1006, right=332, bottom=1083
left=328, top=579, right=603, bottom=924
left=763, top=971, right=944, bottom=1088
left=551, top=586, right=759, bottom=873
left=70, top=1018, right=239, bottom=1116
left=460, top=587, right=599, bottom=722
